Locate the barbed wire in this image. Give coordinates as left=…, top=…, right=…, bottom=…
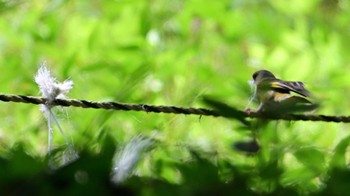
left=0, top=93, right=349, bottom=123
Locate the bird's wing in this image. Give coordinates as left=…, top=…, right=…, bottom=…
left=270, top=80, right=310, bottom=97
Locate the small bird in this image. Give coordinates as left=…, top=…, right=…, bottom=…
left=248, top=70, right=318, bottom=114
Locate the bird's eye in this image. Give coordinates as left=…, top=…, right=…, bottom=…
left=252, top=72, right=258, bottom=80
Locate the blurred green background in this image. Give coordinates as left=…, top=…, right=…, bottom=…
left=0, top=0, right=350, bottom=194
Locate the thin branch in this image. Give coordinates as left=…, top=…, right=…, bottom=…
left=0, top=93, right=349, bottom=123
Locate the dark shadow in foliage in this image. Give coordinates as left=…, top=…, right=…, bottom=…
left=126, top=176, right=181, bottom=196
left=233, top=139, right=260, bottom=154
left=317, top=135, right=350, bottom=196
left=319, top=168, right=350, bottom=196
left=47, top=136, right=127, bottom=195
left=0, top=144, right=46, bottom=196
left=126, top=149, right=257, bottom=196
left=0, top=136, right=134, bottom=196
left=177, top=150, right=255, bottom=196
left=202, top=97, right=265, bottom=154
left=203, top=97, right=250, bottom=126
left=0, top=135, right=349, bottom=195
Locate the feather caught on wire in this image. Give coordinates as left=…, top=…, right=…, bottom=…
left=34, top=63, right=77, bottom=161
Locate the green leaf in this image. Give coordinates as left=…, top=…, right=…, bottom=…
left=294, top=147, right=325, bottom=173
left=330, top=135, right=350, bottom=169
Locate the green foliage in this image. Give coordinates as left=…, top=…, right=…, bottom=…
left=0, top=0, right=350, bottom=194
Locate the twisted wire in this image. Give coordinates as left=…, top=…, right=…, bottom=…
left=0, top=93, right=349, bottom=123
